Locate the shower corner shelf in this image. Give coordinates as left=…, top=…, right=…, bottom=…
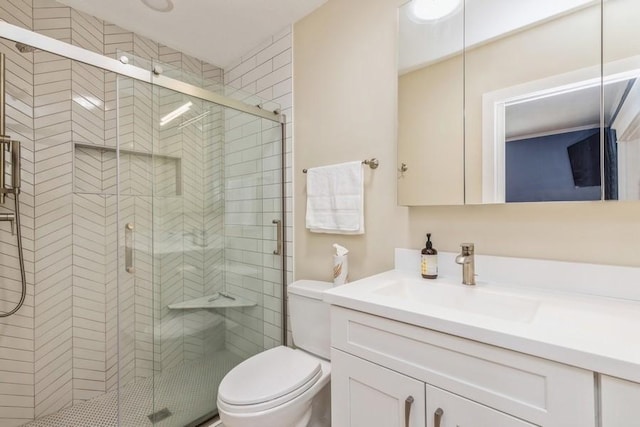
left=168, top=293, right=256, bottom=310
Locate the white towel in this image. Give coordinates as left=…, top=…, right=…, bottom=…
left=305, top=161, right=364, bottom=234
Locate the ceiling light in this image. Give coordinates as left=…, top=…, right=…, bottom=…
left=141, top=0, right=174, bottom=12
left=411, top=0, right=461, bottom=21
left=160, top=101, right=192, bottom=126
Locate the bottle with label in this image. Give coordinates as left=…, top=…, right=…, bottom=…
left=421, top=233, right=438, bottom=279
left=332, top=243, right=349, bottom=286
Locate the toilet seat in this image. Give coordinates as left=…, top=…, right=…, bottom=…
left=218, top=346, right=323, bottom=414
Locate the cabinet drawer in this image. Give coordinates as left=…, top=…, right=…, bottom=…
left=331, top=306, right=595, bottom=427
left=426, top=385, right=535, bottom=427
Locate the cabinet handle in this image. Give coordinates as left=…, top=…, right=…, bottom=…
left=434, top=407, right=444, bottom=427
left=404, top=396, right=414, bottom=427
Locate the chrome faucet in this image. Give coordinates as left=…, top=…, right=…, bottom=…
left=455, top=243, right=476, bottom=286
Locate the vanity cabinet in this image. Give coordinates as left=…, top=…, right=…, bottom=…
left=600, top=376, right=640, bottom=426
left=332, top=349, right=425, bottom=427
left=332, top=348, right=536, bottom=427
left=330, top=306, right=596, bottom=427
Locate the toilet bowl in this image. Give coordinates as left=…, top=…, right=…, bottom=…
left=217, top=346, right=331, bottom=427
left=217, top=280, right=333, bottom=427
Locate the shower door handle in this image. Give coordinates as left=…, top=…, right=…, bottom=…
left=125, top=223, right=135, bottom=274
left=272, top=219, right=282, bottom=255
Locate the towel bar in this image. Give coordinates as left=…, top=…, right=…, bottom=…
left=303, top=158, right=379, bottom=173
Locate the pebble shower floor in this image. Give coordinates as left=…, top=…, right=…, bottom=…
left=22, top=350, right=241, bottom=427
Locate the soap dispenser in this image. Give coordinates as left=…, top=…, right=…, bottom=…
left=421, top=233, right=438, bottom=279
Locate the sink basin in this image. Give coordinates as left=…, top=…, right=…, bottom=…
left=373, top=278, right=539, bottom=323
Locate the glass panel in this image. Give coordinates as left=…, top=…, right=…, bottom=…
left=0, top=35, right=140, bottom=426
left=110, top=52, right=285, bottom=426
left=603, top=0, right=640, bottom=201
left=147, top=83, right=285, bottom=425
left=147, top=84, right=231, bottom=425
left=465, top=0, right=602, bottom=204
left=116, top=73, right=156, bottom=426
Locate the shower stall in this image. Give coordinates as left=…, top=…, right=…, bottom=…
left=0, top=17, right=286, bottom=427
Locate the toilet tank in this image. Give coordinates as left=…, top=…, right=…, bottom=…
left=288, top=280, right=333, bottom=360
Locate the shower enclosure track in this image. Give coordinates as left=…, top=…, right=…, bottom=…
left=0, top=21, right=282, bottom=123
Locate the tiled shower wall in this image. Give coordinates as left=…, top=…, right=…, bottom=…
left=0, top=2, right=36, bottom=426
left=0, top=1, right=227, bottom=425
left=223, top=27, right=293, bottom=355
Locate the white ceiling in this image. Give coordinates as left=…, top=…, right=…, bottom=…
left=57, top=0, right=327, bottom=68
left=505, top=80, right=634, bottom=140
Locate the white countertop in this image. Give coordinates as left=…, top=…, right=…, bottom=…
left=324, top=269, right=640, bottom=383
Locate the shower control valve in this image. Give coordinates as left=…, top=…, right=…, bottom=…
left=0, top=212, right=15, bottom=235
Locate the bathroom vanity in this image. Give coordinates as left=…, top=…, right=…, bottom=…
left=324, top=250, right=640, bottom=427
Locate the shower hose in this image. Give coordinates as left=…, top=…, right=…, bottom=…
left=0, top=191, right=26, bottom=317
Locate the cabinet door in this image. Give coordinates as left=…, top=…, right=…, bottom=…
left=426, top=385, right=535, bottom=427
left=601, top=375, right=640, bottom=427
left=332, top=349, right=426, bottom=427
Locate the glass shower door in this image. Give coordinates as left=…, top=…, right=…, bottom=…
left=148, top=84, right=233, bottom=426
left=116, top=69, right=156, bottom=427
left=149, top=86, right=285, bottom=426
left=117, top=61, right=285, bottom=426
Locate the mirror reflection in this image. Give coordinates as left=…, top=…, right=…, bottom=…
left=483, top=67, right=640, bottom=203
left=397, top=0, right=640, bottom=205
left=503, top=81, right=623, bottom=203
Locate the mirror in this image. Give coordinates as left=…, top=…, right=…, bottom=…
left=481, top=61, right=640, bottom=203
left=397, top=0, right=640, bottom=205
left=397, top=0, right=464, bottom=206
left=603, top=0, right=640, bottom=202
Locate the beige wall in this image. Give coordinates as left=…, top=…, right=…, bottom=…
left=294, top=0, right=640, bottom=279
left=293, top=0, right=410, bottom=281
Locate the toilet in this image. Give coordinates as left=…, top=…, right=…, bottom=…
left=217, top=280, right=333, bottom=427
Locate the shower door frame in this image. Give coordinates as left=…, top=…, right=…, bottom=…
left=0, top=12, right=290, bottom=369
left=0, top=22, right=281, bottom=122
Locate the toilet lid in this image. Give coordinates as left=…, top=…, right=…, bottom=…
left=218, top=346, right=321, bottom=406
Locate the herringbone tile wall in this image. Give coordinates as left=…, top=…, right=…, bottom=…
left=0, top=2, right=36, bottom=426
left=0, top=1, right=237, bottom=425
left=1, top=1, right=291, bottom=424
